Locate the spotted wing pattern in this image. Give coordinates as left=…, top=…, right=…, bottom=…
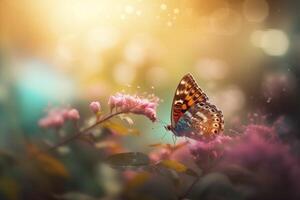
left=170, top=73, right=224, bottom=140
left=171, top=73, right=208, bottom=127
left=177, top=102, right=224, bottom=140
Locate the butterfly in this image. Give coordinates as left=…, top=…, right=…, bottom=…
left=166, top=73, right=224, bottom=140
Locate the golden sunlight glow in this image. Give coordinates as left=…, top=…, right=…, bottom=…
left=113, top=63, right=136, bottom=85
left=243, top=0, right=269, bottom=22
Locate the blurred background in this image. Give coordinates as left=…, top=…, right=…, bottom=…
left=0, top=0, right=300, bottom=199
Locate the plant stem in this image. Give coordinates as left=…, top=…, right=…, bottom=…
left=47, top=111, right=123, bottom=151
left=178, top=176, right=200, bottom=200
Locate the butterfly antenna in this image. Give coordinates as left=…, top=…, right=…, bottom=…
left=161, top=130, right=168, bottom=140
left=157, top=118, right=168, bottom=126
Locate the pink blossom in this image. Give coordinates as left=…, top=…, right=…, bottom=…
left=149, top=148, right=171, bottom=163
left=38, top=118, right=52, bottom=128
left=189, top=119, right=300, bottom=200
left=89, top=101, right=101, bottom=114
left=108, top=93, right=159, bottom=122
left=189, top=135, right=232, bottom=170
left=216, top=124, right=300, bottom=200
left=38, top=107, right=80, bottom=128
left=67, top=109, right=80, bottom=120
left=61, top=108, right=70, bottom=119
left=51, top=115, right=65, bottom=127
left=38, top=109, right=65, bottom=129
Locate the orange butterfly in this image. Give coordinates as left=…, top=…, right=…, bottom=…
left=166, top=73, right=224, bottom=140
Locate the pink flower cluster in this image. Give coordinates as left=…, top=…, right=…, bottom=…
left=149, top=148, right=171, bottom=163
left=218, top=124, right=300, bottom=199
left=38, top=107, right=80, bottom=129
left=108, top=93, right=159, bottom=122
left=189, top=135, right=232, bottom=170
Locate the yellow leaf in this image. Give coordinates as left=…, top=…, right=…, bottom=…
left=125, top=172, right=150, bottom=191
left=148, top=142, right=187, bottom=152
left=159, top=159, right=199, bottom=177
left=94, top=140, right=124, bottom=153
left=148, top=143, right=165, bottom=148
left=103, top=121, right=140, bottom=136
left=0, top=177, right=19, bottom=200
left=27, top=144, right=69, bottom=178
left=160, top=160, right=187, bottom=172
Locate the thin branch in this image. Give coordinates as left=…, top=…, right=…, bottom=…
left=178, top=176, right=200, bottom=200
left=47, top=110, right=124, bottom=151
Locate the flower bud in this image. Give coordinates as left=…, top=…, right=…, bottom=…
left=67, top=109, right=80, bottom=120
left=52, top=115, right=65, bottom=127
left=89, top=101, right=101, bottom=114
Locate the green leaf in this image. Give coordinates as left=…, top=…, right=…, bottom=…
left=106, top=152, right=150, bottom=169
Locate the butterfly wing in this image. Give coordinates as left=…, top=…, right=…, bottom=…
left=171, top=73, right=208, bottom=128
left=189, top=102, right=224, bottom=139
left=174, top=102, right=224, bottom=140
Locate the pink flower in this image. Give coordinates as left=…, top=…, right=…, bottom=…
left=189, top=117, right=300, bottom=200
left=89, top=101, right=101, bottom=114
left=189, top=135, right=232, bottom=170
left=38, top=107, right=80, bottom=128
left=61, top=108, right=70, bottom=119
left=38, top=109, right=65, bottom=129
left=216, top=124, right=300, bottom=200
left=108, top=93, right=159, bottom=122
left=51, top=115, right=65, bottom=127
left=67, top=109, right=80, bottom=121
left=38, top=118, right=52, bottom=128
left=149, top=148, right=171, bottom=163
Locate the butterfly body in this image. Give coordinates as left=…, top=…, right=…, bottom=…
left=167, top=73, right=224, bottom=140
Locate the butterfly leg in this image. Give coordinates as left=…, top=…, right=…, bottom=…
left=172, top=134, right=178, bottom=145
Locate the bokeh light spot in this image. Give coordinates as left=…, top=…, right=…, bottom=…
left=261, top=29, right=289, bottom=56
left=113, top=63, right=136, bottom=85
left=125, top=5, right=134, bottom=14
left=250, top=30, right=265, bottom=47
left=174, top=8, right=180, bottom=14
left=160, top=4, right=167, bottom=10
left=195, top=58, right=228, bottom=80
left=210, top=8, right=242, bottom=35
